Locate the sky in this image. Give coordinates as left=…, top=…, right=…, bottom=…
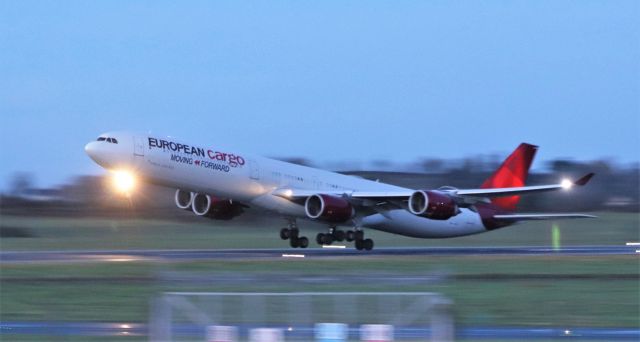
left=1, top=1, right=639, bottom=189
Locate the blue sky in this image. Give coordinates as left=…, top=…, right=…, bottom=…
left=1, top=1, right=638, bottom=188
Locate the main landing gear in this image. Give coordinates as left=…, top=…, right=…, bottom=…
left=279, top=221, right=309, bottom=248
left=280, top=220, right=373, bottom=251
left=316, top=227, right=374, bottom=251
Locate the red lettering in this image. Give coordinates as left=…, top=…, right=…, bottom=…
left=206, top=149, right=246, bottom=167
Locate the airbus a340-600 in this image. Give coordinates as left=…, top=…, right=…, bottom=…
left=85, top=132, right=594, bottom=251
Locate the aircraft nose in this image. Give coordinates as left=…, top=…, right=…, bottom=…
left=85, top=141, right=105, bottom=165
left=85, top=141, right=96, bottom=158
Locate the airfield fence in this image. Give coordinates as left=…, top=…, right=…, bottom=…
left=149, top=291, right=454, bottom=341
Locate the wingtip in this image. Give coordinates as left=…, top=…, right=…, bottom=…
left=574, top=173, right=595, bottom=186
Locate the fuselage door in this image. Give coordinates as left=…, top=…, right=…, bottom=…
left=134, top=136, right=145, bottom=156
left=249, top=159, right=260, bottom=180
left=312, top=176, right=322, bottom=190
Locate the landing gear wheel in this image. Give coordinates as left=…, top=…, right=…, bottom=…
left=290, top=229, right=299, bottom=239
left=290, top=237, right=300, bottom=248
left=333, top=230, right=345, bottom=242
left=322, top=234, right=334, bottom=245
left=280, top=228, right=291, bottom=240
left=298, top=236, right=309, bottom=248
left=346, top=230, right=355, bottom=242
left=316, top=233, right=324, bottom=245
left=355, top=239, right=364, bottom=251
left=355, top=230, right=364, bottom=241
left=363, top=238, right=374, bottom=251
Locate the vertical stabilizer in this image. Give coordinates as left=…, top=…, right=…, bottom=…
left=480, top=143, right=538, bottom=211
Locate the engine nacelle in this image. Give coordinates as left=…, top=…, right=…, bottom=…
left=305, top=194, right=354, bottom=223
left=174, top=189, right=194, bottom=210
left=191, top=193, right=243, bottom=220
left=408, top=190, right=459, bottom=220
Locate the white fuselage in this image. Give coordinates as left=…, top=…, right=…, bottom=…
left=85, top=132, right=488, bottom=238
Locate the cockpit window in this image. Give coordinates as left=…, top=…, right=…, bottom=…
left=97, top=136, right=119, bottom=144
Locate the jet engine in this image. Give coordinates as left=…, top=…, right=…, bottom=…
left=305, top=194, right=354, bottom=223
left=408, top=190, right=459, bottom=220
left=174, top=189, right=194, bottom=210
left=191, top=193, right=244, bottom=220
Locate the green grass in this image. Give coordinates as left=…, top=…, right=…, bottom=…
left=0, top=212, right=638, bottom=251
left=0, top=213, right=638, bottom=339
left=1, top=256, right=638, bottom=327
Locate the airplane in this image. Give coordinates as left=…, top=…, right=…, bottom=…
left=85, top=131, right=595, bottom=251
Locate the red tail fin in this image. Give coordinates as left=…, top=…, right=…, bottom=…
left=480, top=143, right=538, bottom=211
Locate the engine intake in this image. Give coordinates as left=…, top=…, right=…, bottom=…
left=174, top=189, right=194, bottom=210
left=191, top=193, right=243, bottom=220
left=408, top=190, right=459, bottom=220
left=305, top=194, right=353, bottom=223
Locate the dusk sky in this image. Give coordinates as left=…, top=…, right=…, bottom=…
left=1, top=1, right=638, bottom=189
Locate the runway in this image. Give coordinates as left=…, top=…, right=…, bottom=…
left=1, top=321, right=639, bottom=340
left=1, top=245, right=637, bottom=263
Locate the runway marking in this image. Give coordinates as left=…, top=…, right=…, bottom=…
left=281, top=254, right=305, bottom=258
left=106, top=257, right=137, bottom=262
left=322, top=245, right=346, bottom=249
left=1, top=321, right=638, bottom=339
left=626, top=242, right=640, bottom=246
left=1, top=246, right=637, bottom=264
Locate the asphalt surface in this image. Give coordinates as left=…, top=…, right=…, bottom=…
left=1, top=245, right=637, bottom=263
left=1, top=322, right=639, bottom=340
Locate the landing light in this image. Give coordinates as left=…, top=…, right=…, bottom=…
left=112, top=170, right=136, bottom=194
left=561, top=179, right=573, bottom=190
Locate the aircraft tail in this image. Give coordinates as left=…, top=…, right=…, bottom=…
left=480, top=143, right=538, bottom=211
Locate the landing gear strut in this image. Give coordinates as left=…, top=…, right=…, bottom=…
left=280, top=220, right=309, bottom=248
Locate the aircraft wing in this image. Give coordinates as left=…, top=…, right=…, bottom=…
left=272, top=173, right=594, bottom=204
left=272, top=188, right=348, bottom=199
left=453, top=173, right=594, bottom=198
